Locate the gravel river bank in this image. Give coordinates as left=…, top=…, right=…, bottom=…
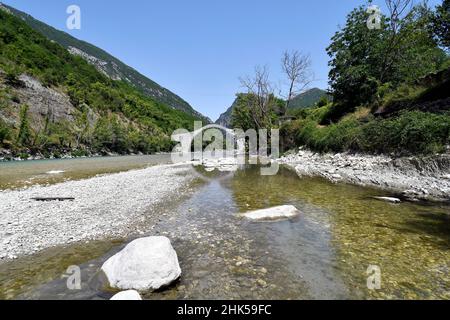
left=0, top=164, right=194, bottom=260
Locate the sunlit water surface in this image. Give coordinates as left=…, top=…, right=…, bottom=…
left=0, top=154, right=172, bottom=190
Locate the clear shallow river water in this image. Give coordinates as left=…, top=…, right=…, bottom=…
left=0, top=159, right=449, bottom=300
left=0, top=154, right=172, bottom=190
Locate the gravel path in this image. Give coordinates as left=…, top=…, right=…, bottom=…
left=278, top=149, right=450, bottom=202
left=0, top=164, right=193, bottom=261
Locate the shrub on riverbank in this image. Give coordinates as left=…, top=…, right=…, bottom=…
left=0, top=119, right=10, bottom=146
left=282, top=110, right=449, bottom=156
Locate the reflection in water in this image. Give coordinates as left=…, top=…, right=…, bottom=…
left=230, top=166, right=450, bottom=299
left=0, top=164, right=449, bottom=300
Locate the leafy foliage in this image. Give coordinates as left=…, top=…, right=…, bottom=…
left=282, top=108, right=449, bottom=155
left=0, top=118, right=10, bottom=145
left=326, top=3, right=447, bottom=122
left=16, top=104, right=31, bottom=146
left=278, top=1, right=450, bottom=156
left=431, top=0, right=450, bottom=50
left=230, top=93, right=284, bottom=131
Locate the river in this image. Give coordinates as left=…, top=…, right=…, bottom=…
left=0, top=154, right=172, bottom=190
left=0, top=156, right=449, bottom=299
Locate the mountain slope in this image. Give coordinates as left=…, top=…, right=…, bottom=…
left=215, top=105, right=233, bottom=128
left=288, top=88, right=328, bottom=109
left=0, top=7, right=200, bottom=158
left=1, top=3, right=210, bottom=123
left=215, top=95, right=245, bottom=128
left=215, top=104, right=234, bottom=128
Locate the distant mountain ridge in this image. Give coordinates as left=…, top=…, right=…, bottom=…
left=215, top=88, right=328, bottom=128
left=288, top=88, right=328, bottom=109
left=1, top=3, right=210, bottom=123
left=215, top=98, right=239, bottom=128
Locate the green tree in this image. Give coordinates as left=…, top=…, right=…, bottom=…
left=4, top=65, right=23, bottom=87
left=388, top=5, right=447, bottom=83
left=327, top=5, right=387, bottom=111
left=431, top=0, right=450, bottom=50
left=0, top=120, right=10, bottom=145
left=17, top=104, right=31, bottom=146
left=110, top=115, right=128, bottom=153
left=231, top=93, right=282, bottom=131
left=231, top=94, right=253, bottom=131
left=326, top=2, right=446, bottom=120
left=93, top=117, right=113, bottom=152
left=74, top=104, right=92, bottom=147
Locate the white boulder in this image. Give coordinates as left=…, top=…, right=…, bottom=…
left=110, top=290, right=142, bottom=300
left=101, top=236, right=181, bottom=292
left=242, top=205, right=300, bottom=221
left=373, top=196, right=401, bottom=203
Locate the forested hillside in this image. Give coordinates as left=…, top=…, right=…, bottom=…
left=0, top=8, right=200, bottom=159
left=288, top=88, right=328, bottom=110
left=0, top=3, right=209, bottom=122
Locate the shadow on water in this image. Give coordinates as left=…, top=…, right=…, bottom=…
left=0, top=164, right=449, bottom=300
left=402, top=211, right=450, bottom=249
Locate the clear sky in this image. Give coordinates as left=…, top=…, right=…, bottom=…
left=1, top=0, right=441, bottom=120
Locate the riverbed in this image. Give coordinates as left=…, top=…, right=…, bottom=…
left=0, top=154, right=172, bottom=190
left=0, top=156, right=449, bottom=300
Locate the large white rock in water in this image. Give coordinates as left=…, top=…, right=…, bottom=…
left=101, top=236, right=181, bottom=292
left=242, top=205, right=300, bottom=221
left=110, top=290, right=142, bottom=300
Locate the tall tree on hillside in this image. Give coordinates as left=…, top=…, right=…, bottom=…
left=17, top=104, right=31, bottom=146
left=238, top=66, right=280, bottom=130
left=431, top=0, right=450, bottom=50
left=326, top=1, right=446, bottom=120
left=327, top=5, right=387, bottom=111
left=379, top=0, right=414, bottom=82
left=394, top=5, right=448, bottom=81
left=281, top=50, right=313, bottom=114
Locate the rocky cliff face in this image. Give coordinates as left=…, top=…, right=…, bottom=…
left=3, top=75, right=77, bottom=131
left=215, top=106, right=233, bottom=128
left=0, top=72, right=71, bottom=127
left=215, top=96, right=243, bottom=128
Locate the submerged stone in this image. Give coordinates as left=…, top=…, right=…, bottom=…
left=242, top=205, right=300, bottom=221
left=373, top=197, right=401, bottom=203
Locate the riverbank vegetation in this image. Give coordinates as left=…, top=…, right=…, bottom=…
left=0, top=8, right=200, bottom=159
left=233, top=0, right=450, bottom=156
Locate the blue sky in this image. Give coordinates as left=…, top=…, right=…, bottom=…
left=1, top=0, right=441, bottom=120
